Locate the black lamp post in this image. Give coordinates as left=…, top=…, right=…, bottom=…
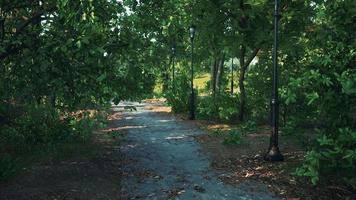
left=171, top=44, right=176, bottom=88
left=189, top=25, right=196, bottom=120
left=265, top=0, right=283, bottom=161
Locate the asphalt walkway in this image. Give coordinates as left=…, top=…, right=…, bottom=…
left=117, top=102, right=278, bottom=200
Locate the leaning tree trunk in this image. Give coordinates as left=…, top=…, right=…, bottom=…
left=237, top=46, right=260, bottom=122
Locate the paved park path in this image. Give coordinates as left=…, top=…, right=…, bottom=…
left=117, top=102, right=278, bottom=200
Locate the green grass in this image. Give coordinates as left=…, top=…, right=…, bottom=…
left=152, top=74, right=210, bottom=97
left=194, top=73, right=210, bottom=91
left=153, top=82, right=164, bottom=98
left=153, top=72, right=237, bottom=96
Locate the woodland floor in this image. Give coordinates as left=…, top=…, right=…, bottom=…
left=193, top=125, right=356, bottom=200
left=0, top=113, right=123, bottom=199
left=186, top=111, right=356, bottom=200
left=0, top=100, right=355, bottom=200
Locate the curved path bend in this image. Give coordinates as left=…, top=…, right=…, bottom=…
left=117, top=102, right=278, bottom=200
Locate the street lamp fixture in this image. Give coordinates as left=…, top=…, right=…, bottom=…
left=265, top=0, right=283, bottom=161
left=189, top=25, right=196, bottom=120
left=171, top=46, right=176, bottom=56
left=189, top=25, right=196, bottom=41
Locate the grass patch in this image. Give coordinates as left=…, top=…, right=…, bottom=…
left=208, top=128, right=226, bottom=137
left=223, top=130, right=243, bottom=145
left=153, top=82, right=163, bottom=98
left=194, top=73, right=210, bottom=93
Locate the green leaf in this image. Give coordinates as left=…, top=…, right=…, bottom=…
left=306, top=92, right=319, bottom=105
left=96, top=73, right=107, bottom=82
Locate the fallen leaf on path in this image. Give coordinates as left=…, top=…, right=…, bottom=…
left=163, top=187, right=185, bottom=198
left=193, top=184, right=206, bottom=193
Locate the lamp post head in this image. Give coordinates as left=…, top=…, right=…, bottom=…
left=171, top=46, right=176, bottom=55
left=189, top=25, right=196, bottom=40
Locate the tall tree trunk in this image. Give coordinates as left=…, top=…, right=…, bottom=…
left=0, top=18, right=4, bottom=41
left=237, top=47, right=260, bottom=122
left=210, top=57, right=218, bottom=94
left=162, top=57, right=172, bottom=93
left=238, top=45, right=246, bottom=121
left=215, top=53, right=225, bottom=92
left=49, top=95, right=56, bottom=107
left=209, top=55, right=220, bottom=120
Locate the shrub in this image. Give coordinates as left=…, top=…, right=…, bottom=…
left=15, top=104, right=70, bottom=145
left=197, top=92, right=238, bottom=122
left=165, top=74, right=191, bottom=114
left=0, top=104, right=70, bottom=153
left=0, top=103, right=106, bottom=181
left=67, top=113, right=100, bottom=141
left=223, top=130, right=243, bottom=145
left=197, top=95, right=218, bottom=120
left=0, top=154, right=17, bottom=181
left=240, top=120, right=257, bottom=134
left=295, top=128, right=356, bottom=187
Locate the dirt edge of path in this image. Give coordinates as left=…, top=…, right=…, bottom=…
left=192, top=123, right=356, bottom=200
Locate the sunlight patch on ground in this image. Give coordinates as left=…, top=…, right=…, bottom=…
left=126, top=144, right=139, bottom=149
left=144, top=105, right=171, bottom=113
left=207, top=124, right=231, bottom=130
left=108, top=112, right=123, bottom=120
left=165, top=135, right=189, bottom=140
left=102, top=125, right=146, bottom=132
left=157, top=119, right=174, bottom=123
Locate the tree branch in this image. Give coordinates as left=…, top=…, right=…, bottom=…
left=0, top=6, right=57, bottom=60
left=14, top=6, right=56, bottom=37
left=0, top=44, right=26, bottom=60
left=244, top=48, right=260, bottom=68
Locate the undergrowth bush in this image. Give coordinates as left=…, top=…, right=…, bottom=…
left=240, top=120, right=257, bottom=134
left=0, top=154, right=17, bottom=181
left=165, top=75, right=191, bottom=113
left=295, top=128, right=356, bottom=187
left=0, top=103, right=106, bottom=181
left=208, top=129, right=243, bottom=145
left=197, top=92, right=238, bottom=122
left=0, top=104, right=67, bottom=153
left=223, top=130, right=243, bottom=145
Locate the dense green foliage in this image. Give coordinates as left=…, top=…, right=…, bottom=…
left=0, top=0, right=155, bottom=107
left=147, top=0, right=355, bottom=187
left=198, top=92, right=238, bottom=122
left=0, top=0, right=155, bottom=180
left=295, top=128, right=356, bottom=186
left=165, top=74, right=191, bottom=113
left=0, top=104, right=105, bottom=180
